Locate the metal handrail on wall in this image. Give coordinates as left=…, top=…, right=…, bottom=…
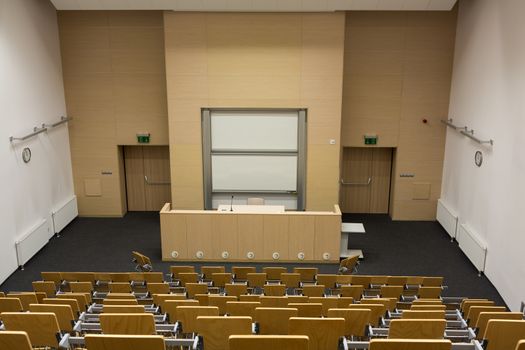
left=9, top=116, right=72, bottom=143
left=441, top=118, right=494, bottom=146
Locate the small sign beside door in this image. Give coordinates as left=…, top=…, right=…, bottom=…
left=137, top=133, right=150, bottom=144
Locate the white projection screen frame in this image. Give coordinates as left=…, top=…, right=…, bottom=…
left=202, top=109, right=307, bottom=210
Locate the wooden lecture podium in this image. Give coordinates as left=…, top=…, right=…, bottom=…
left=160, top=203, right=342, bottom=263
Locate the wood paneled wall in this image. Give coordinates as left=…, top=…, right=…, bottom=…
left=341, top=10, right=457, bottom=220
left=164, top=12, right=345, bottom=211
left=58, top=11, right=168, bottom=216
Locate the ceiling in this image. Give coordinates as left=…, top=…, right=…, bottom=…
left=50, top=0, right=458, bottom=12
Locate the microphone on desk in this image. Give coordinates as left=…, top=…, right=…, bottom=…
left=230, top=195, right=234, bottom=212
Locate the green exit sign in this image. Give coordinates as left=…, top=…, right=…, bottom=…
left=137, top=133, right=150, bottom=144
left=364, top=134, right=378, bottom=145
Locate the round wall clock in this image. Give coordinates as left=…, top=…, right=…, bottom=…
left=474, top=151, right=483, bottom=167
left=22, top=147, right=31, bottom=163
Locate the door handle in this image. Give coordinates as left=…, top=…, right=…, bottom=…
left=144, top=175, right=171, bottom=185
left=340, top=177, right=371, bottom=186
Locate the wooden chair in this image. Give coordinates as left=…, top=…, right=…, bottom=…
left=208, top=295, right=237, bottom=315
left=337, top=296, right=354, bottom=308
left=462, top=300, right=495, bottom=316
left=386, top=276, right=408, bottom=286
left=413, top=299, right=443, bottom=305
left=288, top=303, right=323, bottom=317
left=61, top=272, right=96, bottom=285
left=466, top=306, right=506, bottom=326
left=229, top=335, right=309, bottom=350
left=85, top=334, right=165, bottom=350
left=369, top=339, right=452, bottom=350
left=340, top=285, right=364, bottom=300
left=152, top=293, right=186, bottom=310
left=43, top=297, right=81, bottom=315
left=103, top=298, right=139, bottom=306
left=1, top=312, right=61, bottom=348
left=179, top=272, right=199, bottom=287
left=211, top=273, right=233, bottom=289
left=411, top=305, right=446, bottom=311
left=164, top=299, right=199, bottom=322
left=247, top=273, right=267, bottom=292
left=254, top=307, right=298, bottom=335
left=103, top=305, right=146, bottom=313
left=225, top=283, right=248, bottom=297
left=32, top=281, right=56, bottom=298
left=459, top=298, right=487, bottom=311
left=232, top=266, right=256, bottom=281
left=406, top=277, right=424, bottom=285
left=110, top=273, right=131, bottom=283
left=109, top=282, right=132, bottom=293
left=293, top=267, right=318, bottom=283
left=475, top=312, right=523, bottom=340
left=69, top=281, right=94, bottom=293
left=418, top=287, right=442, bottom=299
left=201, top=266, right=225, bottom=281
left=262, top=267, right=287, bottom=281
left=170, top=266, right=196, bottom=280
left=176, top=306, right=219, bottom=334
left=100, top=313, right=156, bottom=335
left=339, top=255, right=359, bottom=274
left=422, top=277, right=444, bottom=287
left=240, top=295, right=261, bottom=302
left=289, top=317, right=345, bottom=350
left=402, top=310, right=446, bottom=319
left=144, top=272, right=164, bottom=283
left=316, top=274, right=338, bottom=290
left=196, top=316, right=252, bottom=350
left=349, top=303, right=386, bottom=327
left=186, top=283, right=209, bottom=298
left=29, top=303, right=76, bottom=332
left=260, top=296, right=289, bottom=308
left=132, top=251, right=153, bottom=272
left=302, top=285, right=325, bottom=297
left=281, top=273, right=301, bottom=290
left=0, top=298, right=23, bottom=315
left=482, top=320, right=525, bottom=350
left=336, top=275, right=353, bottom=286
left=41, top=272, right=62, bottom=289
left=226, top=301, right=260, bottom=317
left=264, top=284, right=286, bottom=296
left=147, top=282, right=170, bottom=295
left=327, top=308, right=371, bottom=338
left=370, top=276, right=390, bottom=286
left=6, top=293, right=38, bottom=310
left=309, top=297, right=339, bottom=316
left=388, top=319, right=446, bottom=339
left=57, top=292, right=90, bottom=310
left=0, top=331, right=33, bottom=350
left=380, top=285, right=404, bottom=300
left=363, top=297, right=397, bottom=312
left=288, top=295, right=309, bottom=303
left=351, top=276, right=371, bottom=288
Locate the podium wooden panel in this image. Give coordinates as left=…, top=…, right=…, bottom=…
left=160, top=203, right=341, bottom=263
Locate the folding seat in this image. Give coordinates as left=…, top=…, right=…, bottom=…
left=179, top=272, right=199, bottom=287
left=327, top=308, right=371, bottom=338
left=254, top=307, right=298, bottom=335
left=348, top=303, right=386, bottom=327
left=302, top=285, right=325, bottom=297
left=152, top=293, right=186, bottom=310
left=0, top=331, right=33, bottom=350
left=417, top=286, right=442, bottom=299
left=32, top=281, right=56, bottom=298
left=29, top=303, right=76, bottom=332
left=226, top=301, right=260, bottom=317
left=170, top=266, right=195, bottom=280
left=462, top=300, right=495, bottom=316
left=337, top=296, right=354, bottom=308
left=475, top=312, right=523, bottom=340
left=186, top=282, right=208, bottom=298
left=232, top=266, right=256, bottom=281
left=263, top=284, right=286, bottom=296
left=386, top=276, right=408, bottom=286
left=351, top=276, right=371, bottom=288
left=57, top=292, right=90, bottom=310
left=339, top=255, right=359, bottom=274
left=421, top=277, right=444, bottom=287
left=1, top=312, right=63, bottom=348
left=201, top=266, right=225, bottom=281
left=402, top=310, right=446, bottom=319
left=6, top=293, right=38, bottom=310
left=340, top=285, right=364, bottom=300
left=388, top=319, right=446, bottom=339
left=316, top=274, right=338, bottom=294
left=363, top=297, right=397, bottom=312
left=84, top=334, right=165, bottom=350
left=144, top=272, right=164, bottom=283
left=164, top=299, right=199, bottom=322
left=482, top=320, right=525, bottom=350
left=281, top=273, right=301, bottom=294
left=208, top=295, right=237, bottom=315
left=293, top=267, right=318, bottom=283
left=0, top=298, right=23, bottom=315
left=368, top=339, right=452, bottom=350
left=43, top=297, right=81, bottom=315
left=288, top=302, right=323, bottom=317
left=196, top=316, right=252, bottom=350
left=246, top=273, right=267, bottom=293
left=466, top=305, right=506, bottom=326
left=229, top=335, right=309, bottom=350
left=110, top=273, right=131, bottom=283
left=289, top=317, right=345, bottom=350
left=262, top=267, right=287, bottom=281
left=69, top=281, right=94, bottom=293
left=260, top=296, right=289, bottom=308
left=109, top=282, right=132, bottom=293
left=195, top=293, right=210, bottom=306
left=100, top=313, right=156, bottom=335
left=309, top=297, right=339, bottom=316
left=103, top=298, right=139, bottom=305
left=103, top=305, right=146, bottom=313
left=176, top=306, right=219, bottom=334
left=147, top=282, right=170, bottom=295
left=211, top=272, right=232, bottom=291
left=380, top=285, right=404, bottom=300
left=41, top=272, right=62, bottom=289
left=225, top=283, right=248, bottom=297
left=239, top=294, right=260, bottom=302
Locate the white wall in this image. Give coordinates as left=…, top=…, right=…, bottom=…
left=0, top=0, right=74, bottom=284
left=442, top=0, right=525, bottom=310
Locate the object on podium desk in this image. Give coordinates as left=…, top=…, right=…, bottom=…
left=340, top=223, right=365, bottom=259
left=217, top=205, right=285, bottom=213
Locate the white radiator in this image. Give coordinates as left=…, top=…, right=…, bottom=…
left=436, top=199, right=458, bottom=239
left=52, top=195, right=78, bottom=234
left=15, top=219, right=50, bottom=267
left=457, top=223, right=487, bottom=273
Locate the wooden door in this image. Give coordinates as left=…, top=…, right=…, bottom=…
left=124, top=146, right=171, bottom=211
left=340, top=147, right=392, bottom=213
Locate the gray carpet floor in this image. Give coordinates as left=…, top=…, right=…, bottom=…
left=0, top=211, right=506, bottom=307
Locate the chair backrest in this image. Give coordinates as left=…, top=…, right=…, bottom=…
left=226, top=301, right=261, bottom=317
left=288, top=303, right=323, bottom=317
left=461, top=299, right=494, bottom=314
left=369, top=339, right=452, bottom=350
left=132, top=251, right=153, bottom=270
left=41, top=272, right=62, bottom=288
left=254, top=307, right=298, bottom=335
left=380, top=285, right=404, bottom=299
left=337, top=297, right=355, bottom=308
left=69, top=281, right=94, bottom=293
left=261, top=296, right=289, bottom=308
left=293, top=267, right=318, bottom=282
left=336, top=275, right=353, bottom=285
left=370, top=276, right=389, bottom=285
left=100, top=313, right=156, bottom=335
left=232, top=266, right=256, bottom=281
left=475, top=312, right=523, bottom=340
left=327, top=308, right=371, bottom=337
left=316, top=274, right=338, bottom=289
left=170, top=266, right=196, bottom=279
left=186, top=282, right=209, bottom=297
left=386, top=276, right=408, bottom=286
left=239, top=295, right=261, bottom=302
left=109, top=282, right=132, bottom=293
left=57, top=292, right=90, bottom=310
left=1, top=312, right=61, bottom=348
left=61, top=272, right=96, bottom=284
left=152, top=293, right=186, bottom=309
left=109, top=273, right=131, bottom=283
left=176, top=306, right=219, bottom=334
left=351, top=276, right=371, bottom=288
left=211, top=273, right=233, bottom=287
left=225, top=283, right=248, bottom=297
left=421, top=277, right=444, bottom=287
left=32, top=281, right=56, bottom=298
left=402, top=310, right=446, bottom=319
left=0, top=298, right=23, bottom=315
left=417, top=287, right=442, bottom=299
left=43, top=297, right=81, bottom=314
left=0, top=331, right=33, bottom=350
left=143, top=272, right=164, bottom=283
left=147, top=282, right=170, bottom=295
left=363, top=297, right=397, bottom=312
left=517, top=340, right=525, bottom=350
left=195, top=293, right=210, bottom=306
left=103, top=298, right=139, bottom=305
left=309, top=297, right=339, bottom=317
left=288, top=295, right=309, bottom=303
left=349, top=303, right=386, bottom=327
left=196, top=316, right=252, bottom=350
left=263, top=284, right=286, bottom=296
left=229, top=335, right=309, bottom=350
left=411, top=305, right=446, bottom=311
left=164, top=299, right=200, bottom=322
left=412, top=299, right=443, bottom=305
left=85, top=334, right=165, bottom=350
left=201, top=266, right=226, bottom=280
left=388, top=319, right=446, bottom=339
left=247, top=273, right=267, bottom=288
left=466, top=306, right=506, bottom=326
left=105, top=293, right=135, bottom=300
left=6, top=293, right=38, bottom=310
left=103, top=305, right=146, bottom=313
left=179, top=272, right=199, bottom=286
left=262, top=267, right=287, bottom=280
left=483, top=320, right=525, bottom=350
left=208, top=295, right=237, bottom=315
left=29, top=303, right=76, bottom=332
left=406, top=276, right=424, bottom=285
left=289, top=317, right=345, bottom=350
left=281, top=273, right=301, bottom=288
left=302, top=285, right=325, bottom=297
left=340, top=285, right=364, bottom=300
left=339, top=256, right=359, bottom=273
left=247, top=197, right=265, bottom=205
